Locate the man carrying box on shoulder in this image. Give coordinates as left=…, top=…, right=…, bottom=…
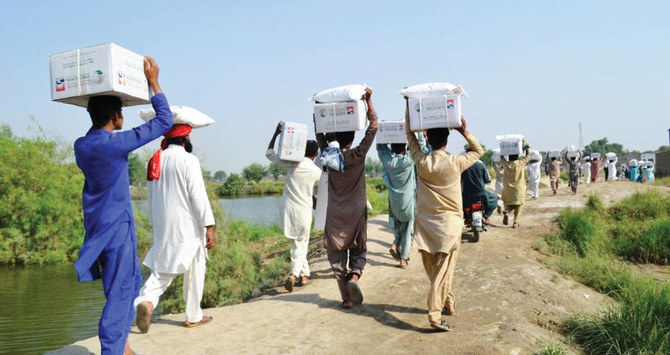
left=134, top=123, right=217, bottom=334
left=324, top=87, right=377, bottom=309
left=266, top=123, right=321, bottom=291
left=404, top=101, right=483, bottom=332
left=73, top=57, right=173, bottom=355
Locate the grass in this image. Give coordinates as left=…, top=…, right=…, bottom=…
left=652, top=176, right=670, bottom=187
left=543, top=191, right=670, bottom=354
left=534, top=342, right=568, bottom=355
left=366, top=177, right=389, bottom=216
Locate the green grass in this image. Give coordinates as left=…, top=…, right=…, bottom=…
left=366, top=177, right=389, bottom=216
left=652, top=176, right=670, bottom=187
left=544, top=191, right=670, bottom=354
left=534, top=342, right=568, bottom=355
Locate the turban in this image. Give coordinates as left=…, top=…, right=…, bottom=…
left=146, top=124, right=193, bottom=181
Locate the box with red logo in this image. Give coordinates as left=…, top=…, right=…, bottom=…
left=277, top=121, right=308, bottom=162
left=49, top=43, right=150, bottom=108
left=377, top=120, right=407, bottom=144
left=407, top=93, right=461, bottom=131
left=314, top=100, right=367, bottom=133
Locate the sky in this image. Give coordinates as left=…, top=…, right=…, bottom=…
left=1, top=1, right=668, bottom=174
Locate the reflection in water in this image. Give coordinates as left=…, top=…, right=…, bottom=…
left=0, top=265, right=105, bottom=354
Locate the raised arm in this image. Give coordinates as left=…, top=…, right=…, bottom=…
left=265, top=121, right=283, bottom=164
left=114, top=56, right=173, bottom=154
left=350, top=88, right=378, bottom=157
left=456, top=117, right=484, bottom=171
left=405, top=100, right=424, bottom=163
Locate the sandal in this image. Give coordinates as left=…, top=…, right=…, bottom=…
left=389, top=248, right=400, bottom=260
left=184, top=315, right=213, bottom=328
left=502, top=212, right=509, bottom=226
left=284, top=275, right=296, bottom=292
left=398, top=259, right=408, bottom=269
left=430, top=320, right=451, bottom=332
left=512, top=222, right=520, bottom=229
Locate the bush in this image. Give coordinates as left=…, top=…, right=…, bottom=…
left=556, top=209, right=604, bottom=257
left=608, top=191, right=670, bottom=222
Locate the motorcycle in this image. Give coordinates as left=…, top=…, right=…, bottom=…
left=463, top=197, right=487, bottom=242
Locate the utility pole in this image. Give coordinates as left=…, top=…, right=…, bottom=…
left=579, top=122, right=584, bottom=152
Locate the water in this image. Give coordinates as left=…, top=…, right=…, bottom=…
left=0, top=265, right=105, bottom=354
left=135, top=195, right=281, bottom=226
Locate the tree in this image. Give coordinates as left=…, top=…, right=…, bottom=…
left=658, top=145, right=670, bottom=153
left=219, top=173, right=246, bottom=195
left=202, top=169, right=213, bottom=183
left=584, top=138, right=625, bottom=156
left=242, top=163, right=267, bottom=183
left=213, top=170, right=227, bottom=182
left=267, top=162, right=287, bottom=181
left=0, top=124, right=12, bottom=139
left=365, top=157, right=383, bottom=177
left=128, top=152, right=145, bottom=185
left=464, top=143, right=491, bottom=166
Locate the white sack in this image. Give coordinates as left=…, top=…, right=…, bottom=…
left=310, top=84, right=368, bottom=103
left=139, top=106, right=215, bottom=128
left=491, top=148, right=501, bottom=163
left=399, top=82, right=468, bottom=99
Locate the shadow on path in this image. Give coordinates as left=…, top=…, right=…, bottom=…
left=273, top=293, right=436, bottom=334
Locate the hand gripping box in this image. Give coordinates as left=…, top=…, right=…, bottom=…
left=377, top=120, right=407, bottom=144
left=496, top=134, right=524, bottom=156
left=314, top=100, right=367, bottom=133
left=49, top=43, right=150, bottom=107
left=277, top=122, right=308, bottom=162
left=407, top=94, right=461, bottom=131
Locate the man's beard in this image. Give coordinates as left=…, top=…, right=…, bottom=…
left=185, top=141, right=193, bottom=153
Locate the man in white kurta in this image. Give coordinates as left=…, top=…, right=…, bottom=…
left=134, top=125, right=216, bottom=333
left=582, top=158, right=592, bottom=184
left=266, top=122, right=321, bottom=291
left=526, top=155, right=542, bottom=199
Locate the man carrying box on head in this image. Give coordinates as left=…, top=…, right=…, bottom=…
left=404, top=102, right=483, bottom=332
left=376, top=134, right=427, bottom=269
left=266, top=122, right=321, bottom=291
left=323, top=87, right=377, bottom=309
left=502, top=145, right=531, bottom=228
left=73, top=57, right=173, bottom=355
left=134, top=121, right=217, bottom=334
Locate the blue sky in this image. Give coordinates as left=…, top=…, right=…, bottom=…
left=1, top=1, right=668, bottom=174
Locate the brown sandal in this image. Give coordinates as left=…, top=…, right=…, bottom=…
left=184, top=315, right=213, bottom=328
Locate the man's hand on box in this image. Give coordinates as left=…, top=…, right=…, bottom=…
left=455, top=116, right=467, bottom=136
left=362, top=87, right=373, bottom=101
left=144, top=56, right=162, bottom=94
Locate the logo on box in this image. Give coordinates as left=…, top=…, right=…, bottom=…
left=117, top=71, right=125, bottom=85
left=447, top=99, right=454, bottom=109
left=93, top=70, right=105, bottom=84
left=55, top=78, right=65, bottom=92
left=346, top=106, right=354, bottom=115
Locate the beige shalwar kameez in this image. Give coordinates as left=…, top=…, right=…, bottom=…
left=502, top=155, right=530, bottom=224
left=406, top=113, right=483, bottom=323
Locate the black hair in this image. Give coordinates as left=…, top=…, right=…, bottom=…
left=166, top=136, right=193, bottom=153
left=426, top=128, right=449, bottom=150
left=325, top=133, right=337, bottom=143
left=305, top=140, right=319, bottom=157
left=391, top=143, right=406, bottom=155
left=87, top=95, right=122, bottom=128
left=335, top=131, right=355, bottom=147
left=509, top=154, right=519, bottom=161
left=551, top=157, right=556, bottom=161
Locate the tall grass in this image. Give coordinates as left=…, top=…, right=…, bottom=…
left=545, top=191, right=670, bottom=354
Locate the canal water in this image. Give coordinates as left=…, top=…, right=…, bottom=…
left=1, top=195, right=280, bottom=354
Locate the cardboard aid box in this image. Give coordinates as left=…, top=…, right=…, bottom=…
left=377, top=120, right=407, bottom=144
left=496, top=135, right=523, bottom=156
left=277, top=122, right=308, bottom=162
left=314, top=100, right=367, bottom=133
left=566, top=151, right=580, bottom=160
left=407, top=94, right=461, bottom=131
left=548, top=150, right=561, bottom=159
left=49, top=43, right=150, bottom=107
left=591, top=152, right=601, bottom=160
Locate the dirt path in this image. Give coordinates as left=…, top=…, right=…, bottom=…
left=49, top=180, right=666, bottom=355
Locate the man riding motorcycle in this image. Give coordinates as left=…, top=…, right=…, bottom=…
left=461, top=150, right=498, bottom=225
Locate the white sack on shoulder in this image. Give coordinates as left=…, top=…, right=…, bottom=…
left=138, top=106, right=215, bottom=128
left=310, top=84, right=368, bottom=103
left=399, top=82, right=469, bottom=99
left=496, top=134, right=524, bottom=142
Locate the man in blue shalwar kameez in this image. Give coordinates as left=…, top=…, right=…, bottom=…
left=376, top=134, right=427, bottom=269
left=73, top=56, right=173, bottom=355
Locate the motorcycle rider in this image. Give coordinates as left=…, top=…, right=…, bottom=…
left=461, top=146, right=498, bottom=225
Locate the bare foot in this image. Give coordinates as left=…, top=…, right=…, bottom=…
left=124, top=340, right=135, bottom=355
left=399, top=259, right=408, bottom=269
left=299, top=275, right=309, bottom=286
left=284, top=274, right=297, bottom=292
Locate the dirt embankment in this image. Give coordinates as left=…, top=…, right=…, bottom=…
left=49, top=180, right=666, bottom=355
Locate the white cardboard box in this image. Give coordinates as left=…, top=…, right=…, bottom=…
left=49, top=43, right=150, bottom=107
left=277, top=122, right=308, bottom=162
left=408, top=94, right=461, bottom=131
left=591, top=152, right=601, bottom=160
left=641, top=152, right=656, bottom=162
left=548, top=150, right=561, bottom=159
left=314, top=100, right=367, bottom=133
left=566, top=151, right=580, bottom=159
left=377, top=120, right=407, bottom=144
left=497, top=135, right=523, bottom=156
left=529, top=150, right=542, bottom=161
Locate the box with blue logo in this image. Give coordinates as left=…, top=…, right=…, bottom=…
left=377, top=120, right=407, bottom=144
left=407, top=94, right=461, bottom=131
left=49, top=43, right=150, bottom=108
left=314, top=100, right=367, bottom=133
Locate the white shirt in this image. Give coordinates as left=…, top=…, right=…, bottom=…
left=266, top=149, right=321, bottom=240
left=144, top=144, right=215, bottom=273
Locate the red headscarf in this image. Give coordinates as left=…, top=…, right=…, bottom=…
left=146, top=124, right=193, bottom=181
